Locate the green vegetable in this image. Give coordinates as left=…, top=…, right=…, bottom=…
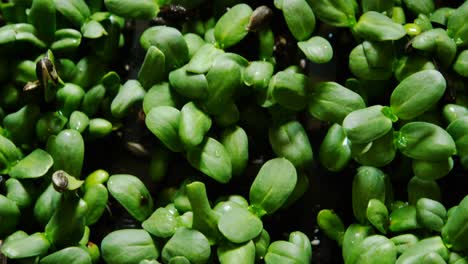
left=343, top=105, right=393, bottom=144
left=214, top=3, right=253, bottom=49
left=162, top=228, right=211, bottom=264
left=104, top=0, right=159, bottom=19
left=249, top=158, right=297, bottom=216
left=101, top=229, right=159, bottom=264
left=107, top=174, right=154, bottom=221
left=281, top=0, right=316, bottom=41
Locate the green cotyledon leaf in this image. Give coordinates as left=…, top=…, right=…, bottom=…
left=268, top=120, right=313, bottom=169
left=442, top=195, right=468, bottom=251
left=349, top=235, right=397, bottom=264
left=281, top=0, right=316, bottom=41
left=249, top=158, right=297, bottom=216
left=178, top=101, right=211, bottom=149
left=186, top=137, right=232, bottom=184
left=217, top=241, right=256, bottom=264
left=396, top=236, right=449, bottom=264
left=352, top=166, right=386, bottom=224
left=342, top=105, right=393, bottom=144
left=353, top=11, right=406, bottom=41
left=107, top=174, right=154, bottom=221
left=8, top=149, right=53, bottom=179
left=308, top=81, right=365, bottom=124
left=104, top=0, right=159, bottom=19
left=307, top=0, right=356, bottom=27
left=319, top=124, right=352, bottom=172
left=140, top=26, right=189, bottom=72
left=145, top=106, right=184, bottom=153
left=40, top=246, right=92, bottom=264
left=396, top=122, right=456, bottom=161
left=298, top=36, right=332, bottom=63
left=214, top=3, right=253, bottom=49
left=162, top=228, right=210, bottom=264
left=101, top=229, right=159, bottom=264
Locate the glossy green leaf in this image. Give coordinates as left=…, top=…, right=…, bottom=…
left=342, top=224, right=374, bottom=263
left=298, top=36, right=332, bottom=63
left=169, top=65, right=208, bottom=100
left=140, top=26, right=189, bottom=71
left=218, top=241, right=255, bottom=264
left=317, top=209, right=345, bottom=245
left=307, top=0, right=356, bottom=27
left=319, top=124, right=352, bottom=172
left=178, top=102, right=211, bottom=149
left=33, top=183, right=62, bottom=226
left=396, top=236, right=449, bottom=264
left=107, top=174, right=154, bottom=221
left=390, top=234, right=419, bottom=256
left=46, top=129, right=84, bottom=177
left=394, top=55, right=435, bottom=82
left=57, top=83, right=85, bottom=117
left=40, top=247, right=91, bottom=264
left=396, top=122, right=456, bottom=161
left=83, top=183, right=108, bottom=225
left=343, top=105, right=393, bottom=144
left=187, top=137, right=232, bottom=183
left=412, top=29, right=457, bottom=68
left=308, top=81, right=365, bottom=123
left=9, top=149, right=53, bottom=179
left=442, top=195, right=468, bottom=251
left=184, top=33, right=205, bottom=58
left=186, top=43, right=224, bottom=74
left=162, top=228, right=211, bottom=264
left=416, top=198, right=446, bottom=232
left=447, top=1, right=468, bottom=47
left=142, top=205, right=179, bottom=238
left=347, top=235, right=397, bottom=264
left=204, top=55, right=243, bottom=114
left=0, top=195, right=20, bottom=237
left=138, top=46, right=165, bottom=89
left=366, top=199, right=389, bottom=234
left=3, top=104, right=40, bottom=145
left=412, top=158, right=454, bottom=180
left=54, top=0, right=90, bottom=27
left=218, top=206, right=262, bottom=243
left=249, top=158, right=297, bottom=216
left=354, top=11, right=406, bottom=41
left=214, top=4, right=253, bottom=49
left=81, top=20, right=107, bottom=39
left=389, top=205, right=420, bottom=233
left=454, top=50, right=468, bottom=77
left=68, top=111, right=89, bottom=133
left=51, top=28, right=82, bottom=54
left=111, top=80, right=145, bottom=119
left=408, top=176, right=441, bottom=205
left=28, top=0, right=56, bottom=43
left=403, top=0, right=435, bottom=15
left=220, top=126, right=249, bottom=177
left=268, top=120, right=313, bottom=169
left=145, top=106, right=183, bottom=152
left=361, top=0, right=393, bottom=13
left=354, top=129, right=396, bottom=167
left=349, top=41, right=394, bottom=80
left=104, top=0, right=159, bottom=19
left=270, top=71, right=309, bottom=111
left=143, top=83, right=179, bottom=114
left=282, top=0, right=315, bottom=41
left=1, top=232, right=50, bottom=259
left=101, top=229, right=159, bottom=264
left=352, top=166, right=386, bottom=224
